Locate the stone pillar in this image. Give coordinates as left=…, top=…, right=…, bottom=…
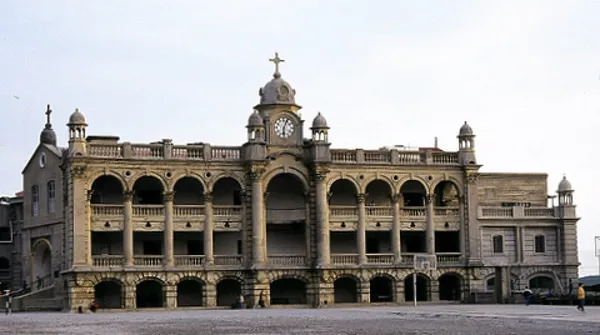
left=204, top=192, right=214, bottom=265
left=465, top=172, right=482, bottom=265
left=124, top=284, right=135, bottom=309
left=429, top=279, right=440, bottom=301
left=315, top=172, right=330, bottom=266
left=304, top=193, right=311, bottom=266
left=123, top=191, right=134, bottom=266
left=204, top=283, right=217, bottom=307
left=357, top=193, right=367, bottom=265
left=392, top=194, right=402, bottom=264
left=359, top=280, right=370, bottom=303
left=515, top=226, right=521, bottom=263
left=250, top=171, right=266, bottom=265
left=519, top=227, right=525, bottom=263
left=165, top=284, right=177, bottom=308
left=163, top=191, right=174, bottom=267
left=425, top=194, right=435, bottom=255
left=85, top=190, right=93, bottom=266
left=459, top=195, right=466, bottom=260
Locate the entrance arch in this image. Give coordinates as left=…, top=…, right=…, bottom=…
left=177, top=279, right=204, bottom=307
left=31, top=238, right=52, bottom=290
left=334, top=277, right=359, bottom=303
left=136, top=279, right=164, bottom=308
left=216, top=278, right=241, bottom=307
left=404, top=274, right=430, bottom=302
left=439, top=273, right=462, bottom=301
left=94, top=280, right=124, bottom=309
left=529, top=275, right=555, bottom=290
left=370, top=276, right=394, bottom=302
left=270, top=278, right=307, bottom=305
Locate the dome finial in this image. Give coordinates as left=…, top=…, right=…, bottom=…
left=45, top=104, right=52, bottom=128
left=269, top=52, right=285, bottom=78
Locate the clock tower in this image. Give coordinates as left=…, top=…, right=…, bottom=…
left=254, top=53, right=304, bottom=147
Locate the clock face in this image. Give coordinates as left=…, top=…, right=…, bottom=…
left=274, top=117, right=295, bottom=138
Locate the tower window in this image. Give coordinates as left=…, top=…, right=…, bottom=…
left=31, top=185, right=39, bottom=217
left=492, top=235, right=503, bottom=254
left=47, top=180, right=56, bottom=214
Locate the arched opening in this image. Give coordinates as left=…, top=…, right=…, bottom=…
left=212, top=177, right=243, bottom=259
left=370, top=276, right=393, bottom=303
left=266, top=174, right=306, bottom=259
left=439, top=273, right=462, bottom=301
left=132, top=176, right=164, bottom=204
left=432, top=181, right=460, bottom=254
left=334, top=277, right=359, bottom=303
left=329, top=179, right=359, bottom=255
left=94, top=280, right=123, bottom=309
left=216, top=278, right=241, bottom=307
left=177, top=279, right=204, bottom=307
left=0, top=257, right=10, bottom=269
left=32, top=239, right=52, bottom=290
left=365, top=180, right=393, bottom=254
left=173, top=177, right=204, bottom=205
left=90, top=175, right=124, bottom=204
left=400, top=180, right=427, bottom=207
left=136, top=279, right=164, bottom=308
left=432, top=181, right=460, bottom=207
left=400, top=180, right=428, bottom=254
left=270, top=278, right=307, bottom=305
left=404, top=274, right=430, bottom=302
left=529, top=275, right=555, bottom=291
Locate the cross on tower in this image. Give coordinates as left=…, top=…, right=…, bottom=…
left=45, top=104, right=52, bottom=124
left=269, top=52, right=285, bottom=74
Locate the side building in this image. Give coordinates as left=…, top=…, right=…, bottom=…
left=0, top=193, right=24, bottom=292
left=20, top=55, right=579, bottom=310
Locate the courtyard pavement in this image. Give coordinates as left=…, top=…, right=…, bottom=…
left=1, top=304, right=599, bottom=335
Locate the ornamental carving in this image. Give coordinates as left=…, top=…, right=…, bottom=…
left=356, top=193, right=367, bottom=203
left=425, top=193, right=436, bottom=204
left=247, top=166, right=266, bottom=182
left=123, top=190, right=134, bottom=202
left=204, top=192, right=213, bottom=203
left=466, top=173, right=480, bottom=185
left=163, top=191, right=175, bottom=202
left=72, top=165, right=86, bottom=178
left=391, top=193, right=403, bottom=204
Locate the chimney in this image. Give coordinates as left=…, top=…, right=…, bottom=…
left=434, top=137, right=438, bottom=148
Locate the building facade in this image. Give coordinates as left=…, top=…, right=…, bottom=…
left=0, top=193, right=24, bottom=292
left=20, top=54, right=579, bottom=311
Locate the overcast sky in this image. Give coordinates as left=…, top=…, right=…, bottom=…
left=1, top=1, right=599, bottom=276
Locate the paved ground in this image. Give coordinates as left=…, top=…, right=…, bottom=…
left=1, top=305, right=599, bottom=335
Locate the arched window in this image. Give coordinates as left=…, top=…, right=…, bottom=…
left=492, top=235, right=503, bottom=254
left=31, top=185, right=39, bottom=217
left=47, top=180, right=56, bottom=214
left=534, top=235, right=546, bottom=253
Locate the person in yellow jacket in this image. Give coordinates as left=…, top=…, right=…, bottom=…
left=576, top=283, right=585, bottom=312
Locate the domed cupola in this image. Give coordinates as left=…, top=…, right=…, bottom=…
left=558, top=175, right=573, bottom=192
left=311, top=112, right=329, bottom=143
left=459, top=121, right=473, bottom=136
left=258, top=53, right=298, bottom=106
left=247, top=109, right=264, bottom=127
left=457, top=121, right=476, bottom=165
left=40, top=104, right=57, bottom=146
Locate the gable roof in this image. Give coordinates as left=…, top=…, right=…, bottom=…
left=21, top=143, right=65, bottom=174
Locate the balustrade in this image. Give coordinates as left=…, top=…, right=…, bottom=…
left=331, top=254, right=359, bottom=265
left=0, top=270, right=11, bottom=278
left=91, top=204, right=124, bottom=216
left=173, top=205, right=205, bottom=217
left=211, top=147, right=241, bottom=160
left=92, top=255, right=125, bottom=267
left=88, top=144, right=123, bottom=158
left=213, top=205, right=242, bottom=217
left=431, top=152, right=459, bottom=164
left=479, top=206, right=556, bottom=219
left=436, top=253, right=462, bottom=265
left=433, top=207, right=460, bottom=217
left=132, top=205, right=164, bottom=217
left=329, top=206, right=358, bottom=217
left=213, top=255, right=243, bottom=266
left=132, top=144, right=164, bottom=158
left=174, top=255, right=205, bottom=267
left=366, top=253, right=394, bottom=264
left=366, top=206, right=393, bottom=217
left=133, top=255, right=163, bottom=267
left=268, top=255, right=306, bottom=266
left=524, top=208, right=555, bottom=217
left=171, top=146, right=204, bottom=160
left=401, top=207, right=426, bottom=217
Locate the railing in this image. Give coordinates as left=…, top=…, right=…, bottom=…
left=213, top=205, right=242, bottom=217
left=171, top=145, right=204, bottom=160
left=211, top=147, right=241, bottom=160
left=434, top=207, right=460, bottom=216
left=330, top=206, right=358, bottom=217
left=174, top=255, right=205, bottom=267
left=92, top=255, right=125, bottom=267
left=214, top=255, right=243, bottom=266
left=133, top=255, right=163, bottom=267
left=35, top=274, right=53, bottom=290
left=437, top=253, right=462, bottom=264
left=331, top=254, right=359, bottom=265
left=397, top=151, right=423, bottom=163
left=88, top=144, right=122, bottom=157
left=268, top=255, right=306, bottom=266
left=132, top=144, right=164, bottom=158
left=366, top=254, right=394, bottom=264
left=479, top=206, right=556, bottom=219
left=364, top=151, right=391, bottom=163
left=524, top=208, right=555, bottom=217
left=329, top=149, right=458, bottom=165
left=174, top=205, right=205, bottom=217
left=431, top=152, right=459, bottom=164
left=366, top=206, right=392, bottom=217
left=331, top=150, right=357, bottom=162
left=91, top=204, right=124, bottom=216
left=132, top=205, right=164, bottom=217
left=87, top=143, right=242, bottom=161
left=0, top=270, right=11, bottom=278
left=401, top=207, right=426, bottom=217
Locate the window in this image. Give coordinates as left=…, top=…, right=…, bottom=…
left=486, top=277, right=495, bottom=291
left=31, top=185, right=39, bottom=217
left=0, top=257, right=10, bottom=269
left=0, top=227, right=10, bottom=242
left=534, top=235, right=546, bottom=253
left=47, top=180, right=56, bottom=214
left=492, top=235, right=504, bottom=254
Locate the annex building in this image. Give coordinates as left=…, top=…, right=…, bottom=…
left=16, top=54, right=579, bottom=311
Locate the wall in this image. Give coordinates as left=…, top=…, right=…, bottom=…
left=481, top=227, right=517, bottom=265
left=477, top=173, right=548, bottom=206
left=523, top=227, right=557, bottom=263
left=266, top=225, right=305, bottom=254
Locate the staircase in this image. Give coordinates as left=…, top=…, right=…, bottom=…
left=12, top=286, right=65, bottom=312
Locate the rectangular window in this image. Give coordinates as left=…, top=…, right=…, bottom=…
left=31, top=185, right=39, bottom=217
left=237, top=240, right=243, bottom=255
left=492, top=235, right=504, bottom=254
left=47, top=180, right=56, bottom=214
left=534, top=235, right=546, bottom=253
left=0, top=227, right=11, bottom=242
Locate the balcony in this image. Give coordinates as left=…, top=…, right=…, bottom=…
left=478, top=206, right=556, bottom=219
left=330, top=148, right=458, bottom=166
left=87, top=142, right=242, bottom=161
left=134, top=255, right=163, bottom=267
left=366, top=253, right=394, bottom=264
left=437, top=253, right=462, bottom=265
left=133, top=205, right=164, bottom=217
left=331, top=254, right=359, bottom=265
left=213, top=255, right=243, bottom=266
left=267, top=255, right=307, bottom=267
left=173, top=205, right=205, bottom=218
left=92, top=255, right=125, bottom=267
left=174, top=255, right=205, bottom=267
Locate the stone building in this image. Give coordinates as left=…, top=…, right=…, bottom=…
left=19, top=54, right=579, bottom=311
left=0, top=192, right=24, bottom=292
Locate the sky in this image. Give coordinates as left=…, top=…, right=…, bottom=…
left=0, top=1, right=599, bottom=276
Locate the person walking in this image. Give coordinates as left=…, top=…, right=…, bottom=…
left=576, top=283, right=585, bottom=312
left=523, top=286, right=533, bottom=306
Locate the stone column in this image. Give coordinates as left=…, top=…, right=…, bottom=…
left=204, top=192, right=214, bottom=265
left=514, top=226, right=521, bottom=264
left=315, top=172, right=330, bottom=266
left=465, top=172, right=482, bottom=265
left=304, top=192, right=311, bottom=266
left=85, top=190, right=93, bottom=266
left=357, top=193, right=367, bottom=265
left=250, top=171, right=266, bottom=265
left=425, top=194, right=435, bottom=255
left=459, top=195, right=466, bottom=260
left=163, top=191, right=174, bottom=267
left=392, top=194, right=402, bottom=264
left=123, top=191, right=134, bottom=266
left=519, top=227, right=525, bottom=263
left=165, top=284, right=177, bottom=308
